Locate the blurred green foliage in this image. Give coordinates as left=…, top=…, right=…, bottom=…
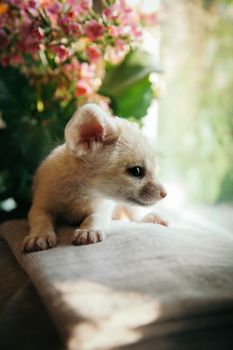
left=101, top=50, right=160, bottom=120
left=201, top=7, right=233, bottom=202
left=159, top=0, right=233, bottom=204
left=0, top=50, right=157, bottom=221
left=203, top=0, right=233, bottom=7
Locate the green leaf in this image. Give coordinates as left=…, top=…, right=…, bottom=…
left=111, top=76, right=154, bottom=119
left=101, top=49, right=161, bottom=96
left=100, top=50, right=159, bottom=119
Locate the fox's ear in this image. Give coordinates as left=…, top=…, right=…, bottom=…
left=65, top=103, right=120, bottom=156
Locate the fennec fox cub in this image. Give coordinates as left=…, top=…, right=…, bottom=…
left=23, top=103, right=167, bottom=252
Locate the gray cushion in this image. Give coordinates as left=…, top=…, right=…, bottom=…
left=0, top=219, right=233, bottom=349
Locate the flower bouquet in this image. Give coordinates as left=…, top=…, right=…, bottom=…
left=0, top=0, right=158, bottom=220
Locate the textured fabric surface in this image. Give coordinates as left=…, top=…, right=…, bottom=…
left=0, top=219, right=233, bottom=350
left=0, top=281, right=63, bottom=350
left=0, top=239, right=28, bottom=309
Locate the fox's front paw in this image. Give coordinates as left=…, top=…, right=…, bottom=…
left=141, top=213, right=168, bottom=226
left=72, top=229, right=105, bottom=246
left=22, top=233, right=57, bottom=253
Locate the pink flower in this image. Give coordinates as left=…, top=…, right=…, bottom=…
left=106, top=39, right=127, bottom=64
left=44, top=2, right=61, bottom=25
left=130, top=24, right=142, bottom=39
left=16, top=21, right=43, bottom=55
left=47, top=3, right=60, bottom=15
left=75, top=80, right=91, bottom=96
left=0, top=56, right=10, bottom=67
left=0, top=0, right=143, bottom=107
left=103, top=7, right=119, bottom=20
left=26, top=0, right=39, bottom=16
left=103, top=0, right=132, bottom=20
left=85, top=20, right=104, bottom=41
left=67, top=22, right=82, bottom=35
left=0, top=29, right=9, bottom=48
left=141, top=13, right=157, bottom=26
left=10, top=55, right=23, bottom=65
left=79, top=62, right=95, bottom=79
left=107, top=25, right=120, bottom=38
left=63, top=57, right=80, bottom=79
left=28, top=0, right=37, bottom=8
left=115, top=38, right=125, bottom=51
left=53, top=45, right=70, bottom=62
left=7, top=0, right=22, bottom=6
left=18, top=38, right=39, bottom=55
left=58, top=13, right=82, bottom=35
left=86, top=46, right=101, bottom=62
left=31, top=27, right=44, bottom=41
left=75, top=0, right=92, bottom=13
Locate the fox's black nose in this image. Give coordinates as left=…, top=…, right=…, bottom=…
left=160, top=191, right=167, bottom=198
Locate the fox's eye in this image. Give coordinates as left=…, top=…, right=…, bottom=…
left=127, top=166, right=145, bottom=178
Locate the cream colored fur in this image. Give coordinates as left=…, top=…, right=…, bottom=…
left=23, top=104, right=167, bottom=252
